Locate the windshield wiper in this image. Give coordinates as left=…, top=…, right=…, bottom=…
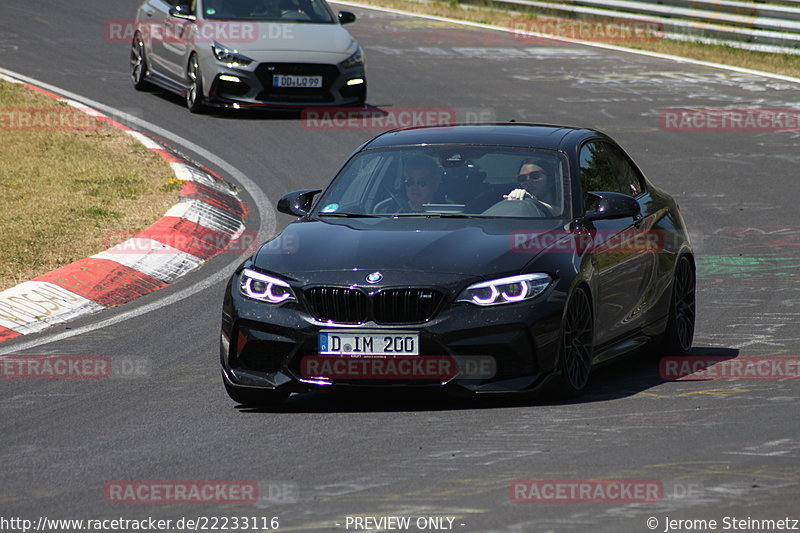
left=429, top=213, right=483, bottom=218
left=390, top=213, right=480, bottom=218
left=317, top=212, right=379, bottom=218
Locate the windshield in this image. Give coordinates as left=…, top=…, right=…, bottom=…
left=313, top=146, right=572, bottom=219
left=200, top=0, right=335, bottom=23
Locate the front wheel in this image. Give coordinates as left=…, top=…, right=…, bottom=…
left=662, top=256, right=696, bottom=354
left=130, top=34, right=150, bottom=90
left=553, top=287, right=594, bottom=397
left=186, top=54, right=206, bottom=114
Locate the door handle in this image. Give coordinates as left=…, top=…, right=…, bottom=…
left=145, top=9, right=154, bottom=16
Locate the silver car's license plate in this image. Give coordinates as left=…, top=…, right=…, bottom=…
left=273, top=75, right=322, bottom=88
left=318, top=330, right=419, bottom=356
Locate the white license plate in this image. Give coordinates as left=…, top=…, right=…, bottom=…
left=273, top=75, right=322, bottom=88
left=318, top=331, right=419, bottom=356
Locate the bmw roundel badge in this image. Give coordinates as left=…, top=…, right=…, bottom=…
left=366, top=272, right=383, bottom=284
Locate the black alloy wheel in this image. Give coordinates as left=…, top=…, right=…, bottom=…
left=663, top=256, right=696, bottom=354
left=556, top=287, right=594, bottom=396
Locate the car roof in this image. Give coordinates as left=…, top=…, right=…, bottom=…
left=362, top=123, right=605, bottom=151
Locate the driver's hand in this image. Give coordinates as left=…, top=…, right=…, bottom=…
left=503, top=188, right=531, bottom=201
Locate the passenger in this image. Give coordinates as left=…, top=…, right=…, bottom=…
left=504, top=159, right=556, bottom=215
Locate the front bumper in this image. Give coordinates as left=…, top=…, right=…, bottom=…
left=204, top=60, right=366, bottom=108
left=220, top=277, right=567, bottom=395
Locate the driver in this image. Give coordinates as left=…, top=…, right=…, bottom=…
left=250, top=0, right=282, bottom=17
left=504, top=159, right=556, bottom=215
left=403, top=156, right=442, bottom=212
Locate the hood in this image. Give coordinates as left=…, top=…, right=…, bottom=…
left=252, top=217, right=567, bottom=282
left=231, top=23, right=355, bottom=55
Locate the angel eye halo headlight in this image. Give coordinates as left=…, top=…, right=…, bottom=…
left=240, top=268, right=296, bottom=304
left=456, top=273, right=552, bottom=306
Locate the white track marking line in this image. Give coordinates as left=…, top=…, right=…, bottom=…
left=330, top=0, right=800, bottom=85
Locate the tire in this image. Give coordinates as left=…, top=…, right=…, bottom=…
left=130, top=33, right=151, bottom=90
left=186, top=54, right=206, bottom=114
left=553, top=287, right=594, bottom=397
left=224, top=379, right=289, bottom=407
left=661, top=256, right=696, bottom=355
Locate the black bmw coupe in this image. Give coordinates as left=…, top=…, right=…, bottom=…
left=221, top=123, right=695, bottom=405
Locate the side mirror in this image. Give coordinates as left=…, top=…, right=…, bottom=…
left=585, top=191, right=640, bottom=221
left=169, top=5, right=195, bottom=19
left=338, top=11, right=357, bottom=24
left=277, top=189, right=322, bottom=217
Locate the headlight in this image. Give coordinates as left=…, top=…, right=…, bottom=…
left=212, top=42, right=254, bottom=67
left=456, top=274, right=552, bottom=306
left=239, top=268, right=296, bottom=304
left=339, top=47, right=364, bottom=69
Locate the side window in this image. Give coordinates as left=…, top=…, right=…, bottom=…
left=579, top=141, right=643, bottom=210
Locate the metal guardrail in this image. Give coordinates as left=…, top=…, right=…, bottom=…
left=480, top=0, right=800, bottom=53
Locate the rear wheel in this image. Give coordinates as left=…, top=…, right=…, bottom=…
left=224, top=379, right=289, bottom=407
left=553, top=287, right=594, bottom=397
left=130, top=33, right=150, bottom=90
left=662, top=256, right=696, bottom=354
left=186, top=54, right=206, bottom=113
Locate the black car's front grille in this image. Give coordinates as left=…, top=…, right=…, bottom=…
left=303, top=287, right=444, bottom=325
left=305, top=287, right=368, bottom=324
left=254, top=63, right=339, bottom=103
left=374, top=289, right=443, bottom=324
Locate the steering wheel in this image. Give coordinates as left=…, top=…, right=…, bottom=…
left=523, top=197, right=553, bottom=217
left=373, top=186, right=407, bottom=214
left=481, top=197, right=551, bottom=217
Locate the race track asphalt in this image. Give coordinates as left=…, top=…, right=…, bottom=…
left=1, top=1, right=799, bottom=531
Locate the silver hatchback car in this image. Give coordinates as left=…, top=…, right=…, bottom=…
left=131, top=0, right=366, bottom=112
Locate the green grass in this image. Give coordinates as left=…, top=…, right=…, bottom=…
left=0, top=79, right=179, bottom=290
